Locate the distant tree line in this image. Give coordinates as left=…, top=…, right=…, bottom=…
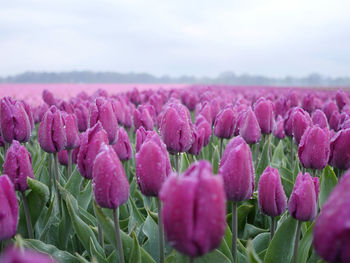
left=0, top=71, right=349, bottom=86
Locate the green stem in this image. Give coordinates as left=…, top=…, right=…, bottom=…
left=188, top=257, right=194, bottom=263
left=270, top=216, right=275, bottom=240
left=113, top=208, right=125, bottom=263
left=232, top=202, right=237, bottom=263
left=292, top=220, right=302, bottom=263
left=98, top=224, right=104, bottom=249
left=254, top=142, right=259, bottom=168
left=175, top=153, right=180, bottom=173
left=157, top=198, right=165, bottom=263
left=219, top=138, right=224, bottom=159
left=290, top=137, right=294, bottom=170
left=67, top=149, right=72, bottom=179
left=20, top=191, right=34, bottom=239
left=53, top=153, right=62, bottom=217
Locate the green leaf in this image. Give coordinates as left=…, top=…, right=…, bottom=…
left=18, top=178, right=50, bottom=237
left=247, top=240, right=262, bottom=263
left=78, top=180, right=93, bottom=210
left=256, top=135, right=271, bottom=184
left=142, top=213, right=160, bottom=262
left=319, top=165, right=338, bottom=208
left=180, top=152, right=191, bottom=173
left=242, top=224, right=268, bottom=240
left=165, top=249, right=231, bottom=263
left=271, top=140, right=285, bottom=168
left=93, top=202, right=156, bottom=263
left=251, top=233, right=270, bottom=255
left=23, top=239, right=79, bottom=263
left=58, top=201, right=73, bottom=250
left=66, top=195, right=104, bottom=258
left=297, top=222, right=314, bottom=263
left=280, top=175, right=294, bottom=198
left=89, top=237, right=108, bottom=263
left=264, top=216, right=298, bottom=263
left=129, top=231, right=141, bottom=263
left=212, top=145, right=220, bottom=174
left=65, top=168, right=83, bottom=199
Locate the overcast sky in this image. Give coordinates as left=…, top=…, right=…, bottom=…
left=0, top=0, right=349, bottom=78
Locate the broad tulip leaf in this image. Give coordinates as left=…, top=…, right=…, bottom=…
left=319, top=165, right=338, bottom=208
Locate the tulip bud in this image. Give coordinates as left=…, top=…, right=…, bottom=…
left=20, top=100, right=34, bottom=132
left=3, top=141, right=34, bottom=192
left=312, top=109, right=328, bottom=129
left=196, top=102, right=212, bottom=124
left=74, top=103, right=89, bottom=132
left=195, top=114, right=212, bottom=146
left=301, top=94, right=315, bottom=113
left=322, top=100, right=338, bottom=121
left=62, top=113, right=80, bottom=150
left=313, top=171, right=350, bottom=262
left=214, top=105, right=236, bottom=139
left=292, top=108, right=312, bottom=145
left=160, top=103, right=193, bottom=153
left=112, top=127, right=133, bottom=161
left=77, top=122, right=109, bottom=179
left=149, top=93, right=163, bottom=115
left=288, top=172, right=319, bottom=221
left=0, top=97, right=32, bottom=143
left=284, top=107, right=295, bottom=137
left=239, top=107, right=261, bottom=144
left=135, top=132, right=171, bottom=196
left=58, top=150, right=69, bottom=166
left=0, top=246, right=58, bottom=262
left=92, top=145, right=129, bottom=209
left=258, top=166, right=287, bottom=217
left=273, top=115, right=285, bottom=139
left=38, top=106, right=67, bottom=153
left=0, top=175, right=19, bottom=241
left=188, top=125, right=205, bottom=155
left=335, top=90, right=349, bottom=110
left=329, top=111, right=341, bottom=131
left=253, top=98, right=274, bottom=134
left=88, top=97, right=118, bottom=144
left=129, top=87, right=141, bottom=105
left=329, top=128, right=350, bottom=170
left=0, top=134, right=5, bottom=148
left=33, top=103, right=49, bottom=124
left=133, top=104, right=155, bottom=131
left=160, top=161, right=226, bottom=257
left=219, top=136, right=255, bottom=201
left=57, top=100, right=75, bottom=114
left=135, top=126, right=148, bottom=152
left=42, top=89, right=56, bottom=106
left=298, top=125, right=330, bottom=170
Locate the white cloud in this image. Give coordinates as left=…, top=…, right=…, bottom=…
left=0, top=0, right=349, bottom=77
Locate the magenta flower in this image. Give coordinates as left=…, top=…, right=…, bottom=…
left=188, top=125, right=205, bottom=155
left=133, top=104, right=155, bottom=131
left=0, top=246, right=57, bottom=263
left=288, top=172, right=319, bottom=221
left=335, top=90, right=349, bottom=110
left=292, top=107, right=312, bottom=145
left=160, top=161, right=226, bottom=257
left=195, top=114, right=212, bottom=146
left=135, top=132, right=171, bottom=196
left=219, top=136, right=255, bottom=201
left=92, top=145, right=129, bottom=209
left=329, top=128, right=350, bottom=170
left=258, top=166, right=287, bottom=217
left=62, top=113, right=80, bottom=150
left=112, top=127, right=133, bottom=161
left=38, top=106, right=67, bottom=153
left=88, top=97, right=118, bottom=144
left=312, top=109, right=328, bottom=129
left=313, top=171, right=350, bottom=262
left=239, top=107, right=261, bottom=144
left=42, top=89, right=56, bottom=106
left=3, top=141, right=34, bottom=192
left=273, top=115, right=286, bottom=139
left=77, top=122, right=109, bottom=179
left=0, top=175, right=18, bottom=241
left=253, top=98, right=274, bottom=134
left=214, top=105, right=236, bottom=139
left=0, top=97, right=32, bottom=143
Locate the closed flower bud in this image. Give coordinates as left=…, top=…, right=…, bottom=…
left=253, top=98, right=274, bottom=134
left=273, top=115, right=286, bottom=139
left=214, top=105, right=236, bottom=139
left=57, top=100, right=75, bottom=114
left=188, top=125, right=204, bottom=155
left=258, top=166, right=287, bottom=217
left=195, top=114, right=212, bottom=146
left=196, top=102, right=212, bottom=124
left=298, top=125, right=330, bottom=169
left=312, top=109, right=328, bottom=129
left=284, top=107, right=295, bottom=137
left=133, top=104, right=155, bottom=131
left=292, top=108, right=312, bottom=145
left=323, top=100, right=338, bottom=121
left=136, top=132, right=171, bottom=196
left=33, top=103, right=49, bottom=124
left=288, top=172, right=319, bottom=221
left=77, top=122, right=109, bottom=179
left=38, top=106, right=67, bottom=153
left=239, top=107, right=261, bottom=144
left=58, top=150, right=69, bottom=166
left=160, top=103, right=193, bottom=153
left=301, top=93, right=315, bottom=113
left=329, top=111, right=341, bottom=131
left=135, top=126, right=148, bottom=152
left=329, top=128, right=350, bottom=170
left=0, top=246, right=57, bottom=262
left=20, top=100, right=34, bottom=132
left=0, top=134, right=5, bottom=148
left=0, top=175, right=19, bottom=241
left=112, top=127, right=133, bottom=161
left=89, top=97, right=118, bottom=144
left=149, top=93, right=163, bottom=115
left=0, top=97, right=32, bottom=143
left=335, top=90, right=349, bottom=110
left=42, top=90, right=56, bottom=106
left=160, top=161, right=226, bottom=257
left=74, top=103, right=89, bottom=132
left=92, top=145, right=129, bottom=209
left=313, top=171, right=350, bottom=262
left=219, top=136, right=255, bottom=201
left=3, top=141, right=34, bottom=192
left=62, top=113, right=80, bottom=150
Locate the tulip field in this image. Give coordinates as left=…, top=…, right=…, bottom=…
left=1, top=85, right=350, bottom=263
